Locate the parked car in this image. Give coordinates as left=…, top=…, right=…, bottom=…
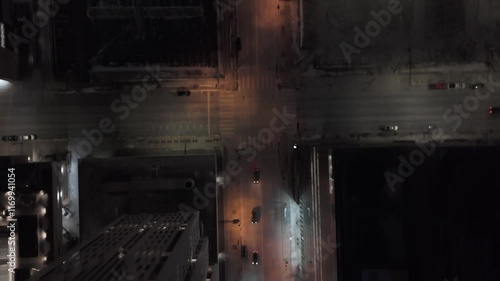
left=253, top=168, right=260, bottom=184
left=241, top=245, right=248, bottom=259
left=470, top=83, right=484, bottom=89
left=235, top=37, right=241, bottom=51
left=489, top=106, right=500, bottom=115
left=448, top=83, right=466, bottom=89
left=380, top=125, right=398, bottom=131
left=428, top=83, right=447, bottom=90
left=20, top=134, right=37, bottom=140
left=251, top=210, right=258, bottom=224
left=252, top=251, right=259, bottom=265
left=2, top=135, right=19, bottom=142
left=177, top=90, right=191, bottom=96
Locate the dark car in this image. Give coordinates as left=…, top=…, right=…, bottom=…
left=489, top=106, right=500, bottom=115
left=252, top=251, right=259, bottom=265
left=241, top=245, right=248, bottom=259
left=235, top=37, right=241, bottom=51
left=470, top=83, right=484, bottom=89
left=2, top=135, right=19, bottom=142
left=251, top=210, right=258, bottom=224
left=253, top=168, right=260, bottom=184
left=380, top=125, right=398, bottom=131
left=177, top=90, right=191, bottom=96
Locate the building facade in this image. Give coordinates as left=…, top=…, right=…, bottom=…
left=28, top=211, right=218, bottom=281
left=0, top=160, right=64, bottom=281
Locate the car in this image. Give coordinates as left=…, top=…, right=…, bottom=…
left=251, top=210, right=258, bottom=224
left=428, top=83, right=447, bottom=90
left=253, top=168, right=260, bottom=184
left=241, top=245, right=248, bottom=259
left=177, top=90, right=191, bottom=96
left=235, top=37, right=241, bottom=51
left=489, top=106, right=500, bottom=115
left=20, top=134, right=37, bottom=140
left=380, top=125, right=398, bottom=131
left=252, top=251, right=259, bottom=265
left=2, top=135, right=19, bottom=142
left=448, top=83, right=466, bottom=89
left=470, top=83, right=484, bottom=89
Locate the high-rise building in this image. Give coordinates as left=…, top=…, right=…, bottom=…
left=28, top=211, right=218, bottom=281
left=0, top=160, right=65, bottom=281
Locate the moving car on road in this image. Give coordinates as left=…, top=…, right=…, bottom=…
left=251, top=210, right=258, bottom=224
left=21, top=134, right=37, bottom=140
left=380, top=125, right=398, bottom=131
left=253, top=168, right=260, bottom=184
left=177, top=90, right=191, bottom=96
left=470, top=83, right=484, bottom=89
left=489, top=106, right=500, bottom=115
left=2, top=135, right=19, bottom=142
left=252, top=251, right=259, bottom=265
left=241, top=245, right=248, bottom=260
left=235, top=37, right=241, bottom=51
left=448, top=83, right=466, bottom=89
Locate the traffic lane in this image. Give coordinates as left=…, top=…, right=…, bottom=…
left=222, top=147, right=245, bottom=281
left=300, top=116, right=500, bottom=135
left=297, top=88, right=500, bottom=133
left=236, top=0, right=257, bottom=67
left=0, top=93, right=213, bottom=138
left=259, top=153, right=288, bottom=281
left=0, top=116, right=212, bottom=140
left=240, top=158, right=264, bottom=281
left=255, top=0, right=278, bottom=70
left=0, top=92, right=210, bottom=119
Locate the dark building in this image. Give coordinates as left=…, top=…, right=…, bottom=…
left=0, top=159, right=65, bottom=281
left=28, top=212, right=218, bottom=281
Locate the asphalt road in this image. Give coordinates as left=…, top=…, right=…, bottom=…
left=2, top=2, right=500, bottom=281
left=299, top=73, right=500, bottom=136
left=0, top=90, right=227, bottom=141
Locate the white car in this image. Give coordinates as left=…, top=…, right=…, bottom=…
left=448, top=83, right=466, bottom=89
left=381, top=125, right=398, bottom=131
left=20, top=134, right=37, bottom=140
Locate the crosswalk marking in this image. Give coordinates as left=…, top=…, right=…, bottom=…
left=238, top=74, right=276, bottom=91
left=236, top=134, right=283, bottom=156
left=217, top=92, right=235, bottom=136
